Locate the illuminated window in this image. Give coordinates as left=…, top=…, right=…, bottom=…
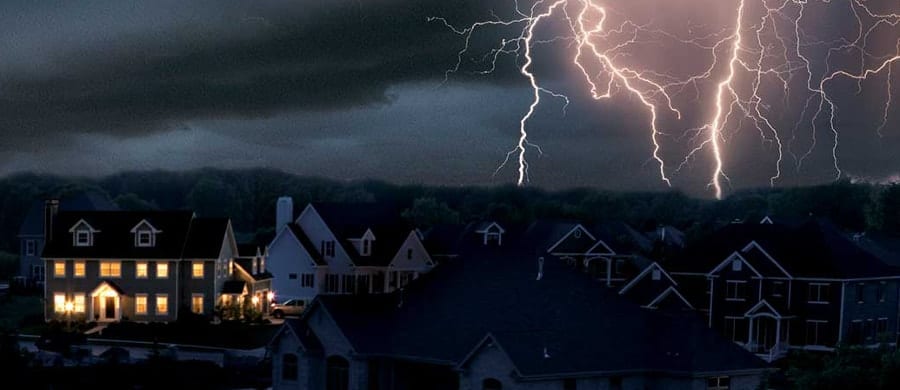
left=100, top=261, right=121, bottom=277
left=135, top=294, right=148, bottom=315
left=192, top=294, right=204, bottom=314
left=156, top=294, right=168, bottom=315
left=136, top=262, right=148, bottom=278
left=74, top=261, right=85, bottom=278
left=54, top=293, right=66, bottom=313
left=54, top=261, right=66, bottom=278
left=192, top=262, right=204, bottom=278
left=73, top=294, right=85, bottom=313
left=156, top=262, right=168, bottom=279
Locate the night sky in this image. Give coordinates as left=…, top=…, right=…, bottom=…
left=1, top=0, right=897, bottom=197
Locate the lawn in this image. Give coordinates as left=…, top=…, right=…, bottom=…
left=97, top=320, right=280, bottom=349
left=0, top=294, right=44, bottom=332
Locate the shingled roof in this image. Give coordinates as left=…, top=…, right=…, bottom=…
left=308, top=224, right=767, bottom=377
left=310, top=203, right=413, bottom=267
left=18, top=192, right=119, bottom=237
left=42, top=210, right=230, bottom=260
left=669, top=219, right=900, bottom=279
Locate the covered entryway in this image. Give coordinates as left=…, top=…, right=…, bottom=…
left=744, top=300, right=791, bottom=361
left=91, top=281, right=123, bottom=322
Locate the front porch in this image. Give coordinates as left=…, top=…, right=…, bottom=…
left=744, top=300, right=792, bottom=362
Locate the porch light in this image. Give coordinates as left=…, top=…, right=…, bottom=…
left=252, top=296, right=260, bottom=305
left=64, top=301, right=74, bottom=313
left=267, top=292, right=275, bottom=301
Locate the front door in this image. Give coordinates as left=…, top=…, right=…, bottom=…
left=754, top=317, right=777, bottom=352
left=105, top=297, right=116, bottom=319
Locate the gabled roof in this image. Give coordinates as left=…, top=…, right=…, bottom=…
left=310, top=226, right=767, bottom=377
left=221, top=280, right=247, bottom=295
left=619, top=262, right=678, bottom=294
left=744, top=300, right=782, bottom=318
left=307, top=203, right=412, bottom=267
left=43, top=211, right=199, bottom=259
left=233, top=258, right=273, bottom=281
left=18, top=193, right=119, bottom=237
left=182, top=218, right=231, bottom=259
left=546, top=224, right=597, bottom=254
left=284, top=224, right=326, bottom=266
left=669, top=219, right=900, bottom=279
left=272, top=319, right=323, bottom=353
left=590, top=222, right=654, bottom=254
left=645, top=286, right=694, bottom=310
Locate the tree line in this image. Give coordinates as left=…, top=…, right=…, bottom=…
left=0, top=168, right=897, bottom=255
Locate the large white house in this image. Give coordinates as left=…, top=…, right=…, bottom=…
left=266, top=198, right=434, bottom=307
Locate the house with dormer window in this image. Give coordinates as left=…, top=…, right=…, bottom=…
left=41, top=209, right=241, bottom=323
left=266, top=198, right=435, bottom=308
left=669, top=219, right=900, bottom=361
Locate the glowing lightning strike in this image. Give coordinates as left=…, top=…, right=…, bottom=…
left=432, top=0, right=900, bottom=199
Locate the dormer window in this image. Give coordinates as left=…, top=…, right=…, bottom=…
left=69, top=219, right=98, bottom=247
left=362, top=239, right=371, bottom=256
left=130, top=219, right=161, bottom=248
left=476, top=222, right=505, bottom=246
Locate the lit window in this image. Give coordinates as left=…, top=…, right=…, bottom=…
left=192, top=295, right=204, bottom=314
left=135, top=294, right=148, bottom=315
left=74, top=261, right=85, bottom=278
left=156, top=262, right=168, bottom=279
left=54, top=261, right=66, bottom=278
left=73, top=294, right=85, bottom=313
left=192, top=262, right=204, bottom=278
left=156, top=294, right=168, bottom=315
left=99, top=261, right=121, bottom=277
left=54, top=293, right=66, bottom=313
left=136, top=262, right=148, bottom=278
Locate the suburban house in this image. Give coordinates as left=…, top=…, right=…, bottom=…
left=266, top=198, right=434, bottom=308
left=269, top=220, right=769, bottom=389
left=220, top=244, right=274, bottom=312
left=41, top=207, right=239, bottom=322
left=16, top=194, right=118, bottom=287
left=668, top=219, right=900, bottom=361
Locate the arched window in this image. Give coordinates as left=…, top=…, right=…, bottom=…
left=326, top=356, right=350, bottom=390
left=282, top=353, right=298, bottom=381
left=483, top=378, right=502, bottom=390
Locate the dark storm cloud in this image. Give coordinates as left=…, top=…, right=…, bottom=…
left=0, top=0, right=525, bottom=145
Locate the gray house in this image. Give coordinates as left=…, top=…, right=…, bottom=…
left=17, top=194, right=118, bottom=287
left=42, top=209, right=237, bottom=322
left=269, top=221, right=769, bottom=389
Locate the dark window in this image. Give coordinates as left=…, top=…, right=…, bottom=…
left=483, top=378, right=502, bottom=390
left=356, top=274, right=370, bottom=294
left=288, top=273, right=297, bottom=280
left=326, top=356, right=350, bottom=390
left=856, top=283, right=865, bottom=303
left=362, top=240, right=370, bottom=255
left=865, top=320, right=875, bottom=341
left=771, top=281, right=785, bottom=297
left=707, top=376, right=730, bottom=390
left=808, top=283, right=830, bottom=303
left=726, top=281, right=746, bottom=301
left=407, top=248, right=413, bottom=260
left=564, top=378, right=577, bottom=390
left=805, top=321, right=827, bottom=346
left=326, top=274, right=340, bottom=293
left=342, top=275, right=356, bottom=294
left=24, top=240, right=36, bottom=256
left=282, top=353, right=298, bottom=381
left=877, top=282, right=886, bottom=302
left=877, top=318, right=888, bottom=335
left=724, top=317, right=747, bottom=343
left=849, top=321, right=863, bottom=344
left=609, top=376, right=622, bottom=390
left=301, top=274, right=315, bottom=288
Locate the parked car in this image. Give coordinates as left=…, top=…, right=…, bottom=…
left=270, top=299, right=305, bottom=318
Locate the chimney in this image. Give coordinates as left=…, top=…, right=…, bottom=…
left=43, top=199, right=60, bottom=242
left=276, top=196, right=293, bottom=233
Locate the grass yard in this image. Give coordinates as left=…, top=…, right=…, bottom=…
left=0, top=294, right=44, bottom=332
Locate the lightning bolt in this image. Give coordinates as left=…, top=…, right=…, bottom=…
left=432, top=0, right=899, bottom=199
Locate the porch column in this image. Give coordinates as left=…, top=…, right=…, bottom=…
left=748, top=317, right=755, bottom=348
left=606, top=259, right=612, bottom=287
left=775, top=318, right=782, bottom=348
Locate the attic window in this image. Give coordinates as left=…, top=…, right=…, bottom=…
left=731, top=259, right=742, bottom=271
left=652, top=269, right=662, bottom=281
left=573, top=229, right=582, bottom=238
left=74, top=229, right=92, bottom=247
left=131, top=220, right=160, bottom=248
left=137, top=231, right=153, bottom=247
left=362, top=239, right=371, bottom=256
